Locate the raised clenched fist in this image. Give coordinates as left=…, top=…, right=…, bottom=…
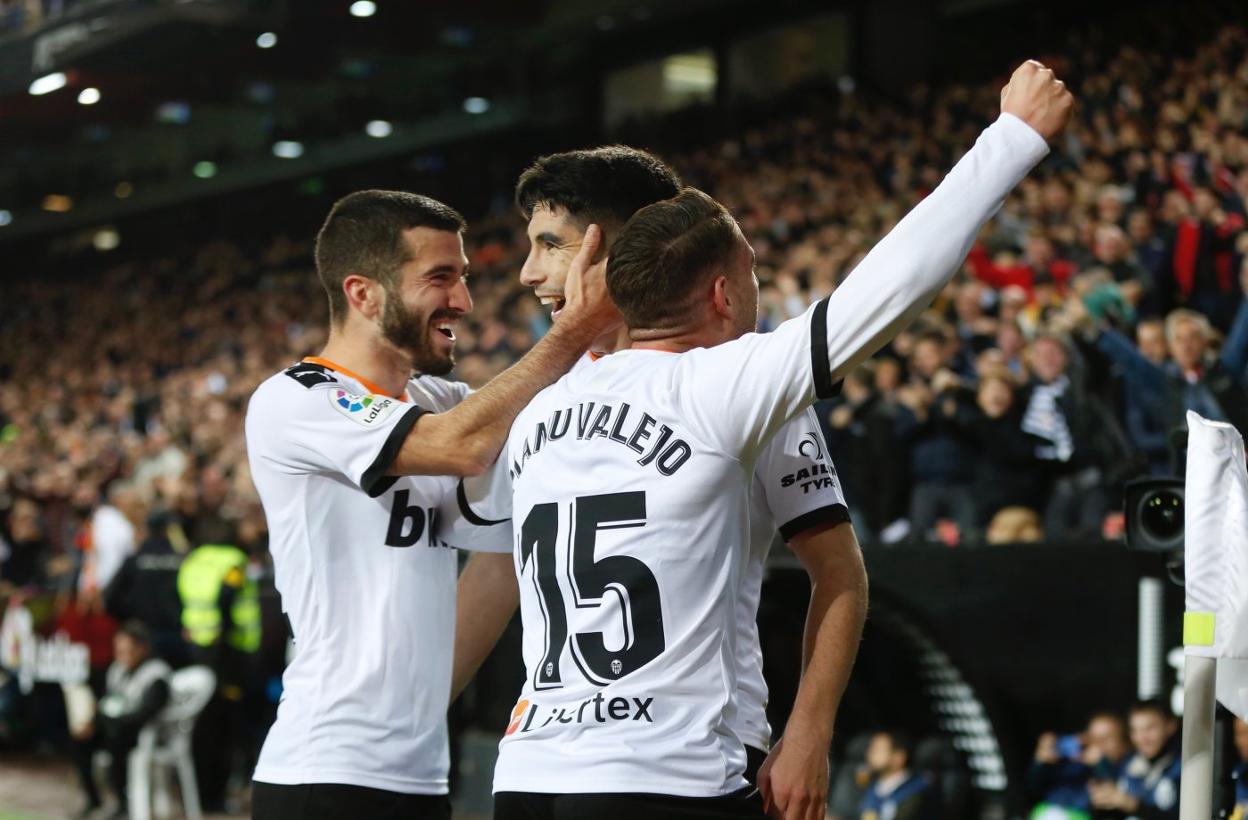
left=1000, top=60, right=1074, bottom=142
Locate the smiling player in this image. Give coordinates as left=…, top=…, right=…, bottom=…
left=246, top=190, right=616, bottom=820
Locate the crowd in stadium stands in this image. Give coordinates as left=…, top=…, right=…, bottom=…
left=0, top=0, right=83, bottom=36
left=1027, top=701, right=1187, bottom=819
left=1, top=17, right=1248, bottom=810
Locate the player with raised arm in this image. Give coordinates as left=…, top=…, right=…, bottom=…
left=450, top=146, right=867, bottom=813
left=245, top=190, right=616, bottom=820
left=464, top=61, right=1070, bottom=820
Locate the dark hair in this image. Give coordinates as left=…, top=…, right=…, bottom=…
left=607, top=187, right=742, bottom=330
left=876, top=729, right=916, bottom=763
left=314, top=190, right=466, bottom=325
left=514, top=146, right=682, bottom=231
left=117, top=619, right=152, bottom=648
left=1129, top=698, right=1176, bottom=722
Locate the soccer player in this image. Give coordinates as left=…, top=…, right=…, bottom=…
left=245, top=190, right=617, bottom=820
left=450, top=147, right=867, bottom=815
left=462, top=61, right=1070, bottom=820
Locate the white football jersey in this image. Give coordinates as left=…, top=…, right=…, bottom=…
left=247, top=358, right=504, bottom=795
left=463, top=113, right=1048, bottom=796
left=738, top=411, right=848, bottom=753
left=448, top=364, right=851, bottom=759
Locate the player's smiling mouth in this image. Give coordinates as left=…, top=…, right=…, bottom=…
left=538, top=294, right=565, bottom=320
left=433, top=318, right=456, bottom=341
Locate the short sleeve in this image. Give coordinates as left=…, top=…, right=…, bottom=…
left=753, top=408, right=850, bottom=541
left=410, top=376, right=473, bottom=412
left=437, top=455, right=513, bottom=553
left=246, top=376, right=427, bottom=498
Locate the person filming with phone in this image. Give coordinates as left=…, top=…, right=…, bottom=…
left=1029, top=712, right=1131, bottom=818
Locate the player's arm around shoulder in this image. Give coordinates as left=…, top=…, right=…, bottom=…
left=451, top=550, right=518, bottom=701
left=389, top=226, right=621, bottom=478
left=436, top=444, right=518, bottom=700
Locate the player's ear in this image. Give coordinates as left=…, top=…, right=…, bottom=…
left=710, top=275, right=733, bottom=322
left=343, top=274, right=383, bottom=322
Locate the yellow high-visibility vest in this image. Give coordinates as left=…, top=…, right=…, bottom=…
left=176, top=544, right=260, bottom=653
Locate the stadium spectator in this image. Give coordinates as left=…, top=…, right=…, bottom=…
left=1083, top=297, right=1248, bottom=452
left=858, top=730, right=937, bottom=820
left=1089, top=699, right=1180, bottom=819
left=824, top=363, right=908, bottom=543
left=1163, top=186, right=1245, bottom=330
left=1232, top=717, right=1248, bottom=817
left=103, top=509, right=191, bottom=668
left=952, top=369, right=1049, bottom=542
left=73, top=483, right=143, bottom=599
left=1018, top=334, right=1127, bottom=539
left=894, top=332, right=978, bottom=543
left=1028, top=712, right=1130, bottom=818
left=1, top=497, right=49, bottom=590
left=69, top=620, right=171, bottom=820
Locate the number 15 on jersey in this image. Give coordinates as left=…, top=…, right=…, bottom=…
left=518, top=491, right=666, bottom=690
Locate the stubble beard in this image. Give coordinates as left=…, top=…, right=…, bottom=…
left=380, top=284, right=456, bottom=377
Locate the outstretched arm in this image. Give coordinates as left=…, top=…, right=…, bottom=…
left=814, top=62, right=1067, bottom=386
left=390, top=226, right=621, bottom=476
left=1094, top=326, right=1167, bottom=394
left=677, top=61, right=1070, bottom=462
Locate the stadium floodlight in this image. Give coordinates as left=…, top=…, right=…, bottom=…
left=77, top=87, right=101, bottom=105
left=463, top=96, right=490, bottom=114
left=349, top=1, right=376, bottom=17
left=29, top=72, right=67, bottom=96
left=93, top=228, right=120, bottom=251
left=42, top=194, right=73, bottom=212
left=0, top=210, right=11, bottom=227
left=257, top=32, right=278, bottom=49
left=272, top=141, right=304, bottom=159
left=156, top=101, right=192, bottom=124
left=193, top=161, right=218, bottom=179
left=365, top=120, right=392, bottom=138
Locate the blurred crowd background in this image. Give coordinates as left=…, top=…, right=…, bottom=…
left=5, top=24, right=1248, bottom=577
left=2, top=5, right=1247, bottom=819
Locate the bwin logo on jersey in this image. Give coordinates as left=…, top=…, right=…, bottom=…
left=329, top=389, right=400, bottom=426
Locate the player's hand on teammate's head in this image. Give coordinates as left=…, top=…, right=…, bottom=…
left=1000, top=59, right=1073, bottom=142
left=561, top=223, right=623, bottom=336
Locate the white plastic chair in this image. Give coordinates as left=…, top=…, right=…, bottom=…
left=127, top=665, right=216, bottom=820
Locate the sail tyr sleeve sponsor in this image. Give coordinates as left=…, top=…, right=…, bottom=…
left=754, top=408, right=850, bottom=540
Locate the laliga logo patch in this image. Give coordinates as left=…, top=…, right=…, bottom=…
left=329, top=388, right=399, bottom=426
left=337, top=392, right=373, bottom=412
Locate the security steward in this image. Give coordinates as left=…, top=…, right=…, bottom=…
left=177, top=541, right=260, bottom=813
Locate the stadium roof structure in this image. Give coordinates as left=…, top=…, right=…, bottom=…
left=0, top=0, right=1226, bottom=251
left=0, top=0, right=838, bottom=245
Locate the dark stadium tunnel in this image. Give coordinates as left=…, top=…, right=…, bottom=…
left=760, top=566, right=1010, bottom=817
